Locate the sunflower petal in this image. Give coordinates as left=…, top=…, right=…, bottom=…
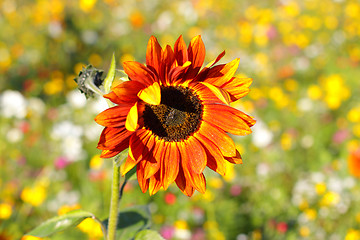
left=194, top=132, right=226, bottom=176
left=161, top=142, right=180, bottom=190
left=142, top=139, right=164, bottom=179
left=203, top=58, right=240, bottom=86
left=95, top=105, right=132, bottom=127
left=125, top=102, right=139, bottom=132
left=168, top=61, right=192, bottom=84
left=221, top=77, right=253, bottom=102
left=162, top=45, right=176, bottom=85
left=174, top=35, right=188, bottom=66
left=137, top=81, right=161, bottom=105
left=146, top=36, right=163, bottom=75
left=187, top=35, right=205, bottom=79
left=100, top=149, right=121, bottom=158
left=97, top=127, right=133, bottom=150
left=129, top=129, right=150, bottom=163
left=184, top=137, right=207, bottom=174
left=149, top=172, right=162, bottom=195
left=175, top=166, right=195, bottom=197
left=203, top=104, right=255, bottom=135
left=178, top=142, right=206, bottom=193
left=197, top=121, right=236, bottom=157
left=225, top=149, right=243, bottom=164
left=123, top=61, right=156, bottom=86
left=104, top=81, right=144, bottom=105
left=136, top=164, right=150, bottom=193
left=121, top=155, right=137, bottom=175
left=200, top=82, right=231, bottom=105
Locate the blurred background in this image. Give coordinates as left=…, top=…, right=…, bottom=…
left=1, top=0, right=360, bottom=239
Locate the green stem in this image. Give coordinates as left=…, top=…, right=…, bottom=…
left=107, top=158, right=121, bottom=240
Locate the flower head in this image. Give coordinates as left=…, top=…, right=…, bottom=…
left=95, top=35, right=255, bottom=196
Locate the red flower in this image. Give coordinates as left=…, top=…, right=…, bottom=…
left=95, top=35, right=255, bottom=196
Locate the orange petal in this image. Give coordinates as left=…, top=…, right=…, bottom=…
left=125, top=102, right=139, bottom=132
left=146, top=36, right=163, bottom=75
left=203, top=58, right=240, bottom=86
left=221, top=77, right=253, bottom=102
left=203, top=104, right=255, bottom=135
left=149, top=172, right=162, bottom=195
left=142, top=138, right=164, bottom=179
left=178, top=142, right=206, bottom=193
left=197, top=121, right=236, bottom=157
left=136, top=164, right=150, bottom=193
left=200, top=82, right=231, bottom=105
left=194, top=132, right=226, bottom=176
left=186, top=35, right=205, bottom=79
left=129, top=129, right=151, bottom=163
left=168, top=61, right=191, bottom=84
left=100, top=149, right=121, bottom=158
left=104, top=81, right=144, bottom=105
left=184, top=137, right=207, bottom=174
left=175, top=165, right=195, bottom=197
left=95, top=105, right=132, bottom=127
left=191, top=82, right=223, bottom=104
left=123, top=61, right=156, bottom=86
left=174, top=35, right=188, bottom=66
left=137, top=81, right=161, bottom=105
left=162, top=45, right=176, bottom=85
left=121, top=155, right=137, bottom=175
left=97, top=127, right=133, bottom=150
left=161, top=142, right=180, bottom=190
left=225, top=149, right=243, bottom=164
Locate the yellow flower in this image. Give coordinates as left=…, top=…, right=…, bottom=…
left=299, top=226, right=310, bottom=237
left=174, top=220, right=188, bottom=230
left=284, top=79, right=298, bottom=92
left=57, top=204, right=81, bottom=215
left=21, top=186, right=47, bottom=207
left=79, top=0, right=97, bottom=12
left=21, top=236, right=43, bottom=240
left=281, top=133, right=292, bottom=150
left=320, top=191, right=340, bottom=207
left=77, top=218, right=103, bottom=238
left=90, top=154, right=103, bottom=170
left=315, top=182, right=326, bottom=195
left=0, top=203, right=12, bottom=219
left=345, top=229, right=360, bottom=240
left=304, top=208, right=317, bottom=220
left=307, top=85, right=322, bottom=100
left=209, top=178, right=223, bottom=189
left=348, top=107, right=360, bottom=123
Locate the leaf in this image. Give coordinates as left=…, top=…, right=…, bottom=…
left=104, top=53, right=116, bottom=94
left=25, top=210, right=95, bottom=237
left=135, top=230, right=165, bottom=240
left=103, top=205, right=151, bottom=240
left=125, top=165, right=137, bottom=181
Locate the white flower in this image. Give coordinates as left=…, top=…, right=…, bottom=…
left=0, top=90, right=27, bottom=119
left=251, top=120, right=273, bottom=147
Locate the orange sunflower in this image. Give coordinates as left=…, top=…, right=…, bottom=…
left=95, top=35, right=255, bottom=196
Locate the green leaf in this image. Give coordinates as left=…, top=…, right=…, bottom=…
left=103, top=205, right=151, bottom=240
left=104, top=53, right=116, bottom=94
left=135, top=230, right=165, bottom=240
left=25, top=210, right=95, bottom=237
left=125, top=166, right=137, bottom=181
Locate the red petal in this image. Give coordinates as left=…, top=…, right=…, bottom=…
left=174, top=35, right=188, bottom=66
left=225, top=149, right=243, bottom=164
left=149, top=172, right=162, bottom=195
left=142, top=138, right=164, bottom=179
left=146, top=36, right=163, bottom=76
left=97, top=127, right=133, bottom=150
left=123, top=61, right=156, bottom=85
left=175, top=165, right=195, bottom=197
left=194, top=133, right=226, bottom=176
left=100, top=149, right=121, bottom=158
left=186, top=35, right=205, bottom=79
left=122, top=155, right=137, bottom=175
left=184, top=137, right=207, bottom=174
left=203, top=104, right=255, bottom=135
left=161, top=45, right=176, bottom=85
left=191, top=82, right=224, bottom=104
left=161, top=142, right=180, bottom=190
left=136, top=164, right=150, bottom=193
left=95, top=105, right=131, bottom=127
left=203, top=58, right=240, bottom=86
left=197, top=121, right=236, bottom=157
left=104, top=81, right=144, bottom=105
left=178, top=142, right=206, bottom=193
left=221, top=77, right=253, bottom=102
left=168, top=61, right=191, bottom=84
left=128, top=129, right=151, bottom=163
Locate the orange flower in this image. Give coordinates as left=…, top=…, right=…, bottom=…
left=95, top=35, right=255, bottom=196
left=348, top=149, right=360, bottom=178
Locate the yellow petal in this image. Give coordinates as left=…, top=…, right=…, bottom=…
left=125, top=102, right=139, bottom=131
left=137, top=82, right=161, bottom=105
left=200, top=82, right=230, bottom=105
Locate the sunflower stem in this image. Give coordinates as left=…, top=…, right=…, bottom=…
left=107, top=158, right=121, bottom=240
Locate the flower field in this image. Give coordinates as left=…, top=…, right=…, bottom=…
left=1, top=0, right=360, bottom=239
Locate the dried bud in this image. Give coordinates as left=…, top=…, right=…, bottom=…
left=74, top=65, right=104, bottom=98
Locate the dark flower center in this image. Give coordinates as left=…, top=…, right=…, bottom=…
left=143, top=86, right=203, bottom=142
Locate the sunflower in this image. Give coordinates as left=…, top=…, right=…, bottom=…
left=95, top=35, right=255, bottom=196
